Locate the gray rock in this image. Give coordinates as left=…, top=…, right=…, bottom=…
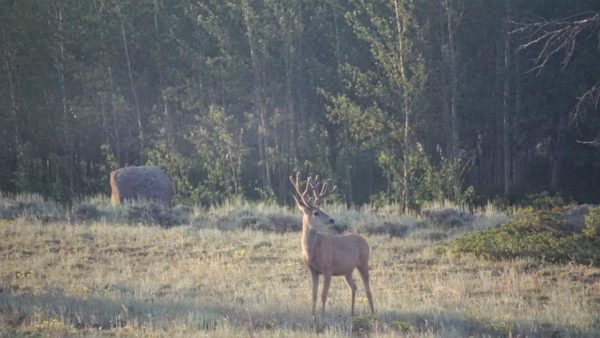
left=563, top=204, right=595, bottom=232
left=110, top=166, right=174, bottom=208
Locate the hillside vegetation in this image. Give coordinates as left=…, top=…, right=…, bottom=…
left=1, top=196, right=600, bottom=337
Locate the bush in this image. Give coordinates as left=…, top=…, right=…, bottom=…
left=351, top=315, right=378, bottom=334
left=364, top=222, right=409, bottom=237
left=125, top=204, right=188, bottom=227
left=448, top=207, right=600, bottom=266
left=520, top=191, right=567, bottom=210
left=0, top=194, right=62, bottom=221
left=210, top=207, right=300, bottom=233
left=422, top=208, right=475, bottom=228
left=584, top=205, right=600, bottom=238
left=72, top=202, right=101, bottom=221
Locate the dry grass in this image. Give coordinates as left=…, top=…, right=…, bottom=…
left=1, top=202, right=600, bottom=337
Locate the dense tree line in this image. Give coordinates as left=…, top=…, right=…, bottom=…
left=1, top=0, right=599, bottom=208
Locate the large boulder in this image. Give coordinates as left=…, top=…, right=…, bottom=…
left=110, top=166, right=174, bottom=208
left=562, top=204, right=595, bottom=232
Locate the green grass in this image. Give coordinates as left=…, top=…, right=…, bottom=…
left=1, top=199, right=599, bottom=337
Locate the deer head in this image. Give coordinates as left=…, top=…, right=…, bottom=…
left=289, top=172, right=337, bottom=228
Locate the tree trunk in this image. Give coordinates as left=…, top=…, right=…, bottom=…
left=502, top=0, right=511, bottom=196
left=1, top=29, right=19, bottom=154
left=118, top=5, right=144, bottom=164
left=1, top=19, right=20, bottom=192
left=242, top=0, right=272, bottom=194
left=495, top=41, right=503, bottom=188
left=55, top=2, right=74, bottom=196
left=551, top=111, right=566, bottom=190
left=444, top=0, right=460, bottom=198
left=513, top=47, right=522, bottom=188
left=394, top=0, right=411, bottom=212
left=153, top=0, right=171, bottom=139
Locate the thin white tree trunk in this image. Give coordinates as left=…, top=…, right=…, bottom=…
left=118, top=5, right=144, bottom=164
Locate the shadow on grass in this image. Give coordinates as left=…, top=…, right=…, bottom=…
left=0, top=289, right=315, bottom=334
left=375, top=309, right=598, bottom=337
left=1, top=290, right=598, bottom=337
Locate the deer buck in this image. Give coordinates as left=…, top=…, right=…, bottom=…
left=290, top=172, right=375, bottom=326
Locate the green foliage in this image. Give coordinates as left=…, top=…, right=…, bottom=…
left=146, top=135, right=196, bottom=205
left=520, top=192, right=568, bottom=210
left=351, top=315, right=378, bottom=334
left=1, top=0, right=600, bottom=207
left=449, top=207, right=600, bottom=265
left=189, top=105, right=245, bottom=203
left=390, top=320, right=412, bottom=333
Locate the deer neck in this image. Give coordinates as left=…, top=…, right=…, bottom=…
left=301, top=216, right=316, bottom=260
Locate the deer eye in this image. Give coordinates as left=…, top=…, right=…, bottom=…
left=313, top=211, right=320, bottom=217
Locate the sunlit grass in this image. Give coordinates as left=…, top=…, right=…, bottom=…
left=1, top=199, right=599, bottom=336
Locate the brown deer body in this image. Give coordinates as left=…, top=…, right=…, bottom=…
left=291, top=173, right=375, bottom=326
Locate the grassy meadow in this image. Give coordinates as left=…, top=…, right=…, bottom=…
left=1, top=196, right=600, bottom=337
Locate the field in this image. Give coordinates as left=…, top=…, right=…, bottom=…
left=1, top=197, right=600, bottom=337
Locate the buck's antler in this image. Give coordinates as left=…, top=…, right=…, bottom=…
left=290, top=172, right=337, bottom=208
left=290, top=172, right=312, bottom=207
left=308, top=175, right=337, bottom=206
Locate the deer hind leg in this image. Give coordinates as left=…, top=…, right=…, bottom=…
left=344, top=273, right=358, bottom=315
left=358, top=265, right=375, bottom=314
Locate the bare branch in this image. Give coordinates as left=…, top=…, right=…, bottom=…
left=512, top=12, right=600, bottom=73
left=514, top=11, right=600, bottom=122
left=576, top=138, right=600, bottom=147
left=575, top=84, right=600, bottom=118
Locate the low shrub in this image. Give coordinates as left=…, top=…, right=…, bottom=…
left=351, top=315, right=378, bottom=334
left=72, top=202, right=101, bottom=221
left=448, top=206, right=600, bottom=265
left=422, top=208, right=474, bottom=228
left=584, top=205, right=600, bottom=238
left=124, top=204, right=189, bottom=227
left=0, top=194, right=63, bottom=221
left=364, top=222, right=409, bottom=238
left=210, top=207, right=300, bottom=233
left=520, top=191, right=568, bottom=210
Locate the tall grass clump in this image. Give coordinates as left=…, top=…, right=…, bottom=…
left=192, top=197, right=299, bottom=232
left=583, top=205, right=600, bottom=238
left=69, top=195, right=189, bottom=227
left=0, top=193, right=63, bottom=220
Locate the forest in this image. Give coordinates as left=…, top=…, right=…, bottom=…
left=1, top=0, right=599, bottom=209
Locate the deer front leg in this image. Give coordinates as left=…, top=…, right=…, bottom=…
left=311, top=269, right=319, bottom=323
left=321, top=273, right=332, bottom=321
